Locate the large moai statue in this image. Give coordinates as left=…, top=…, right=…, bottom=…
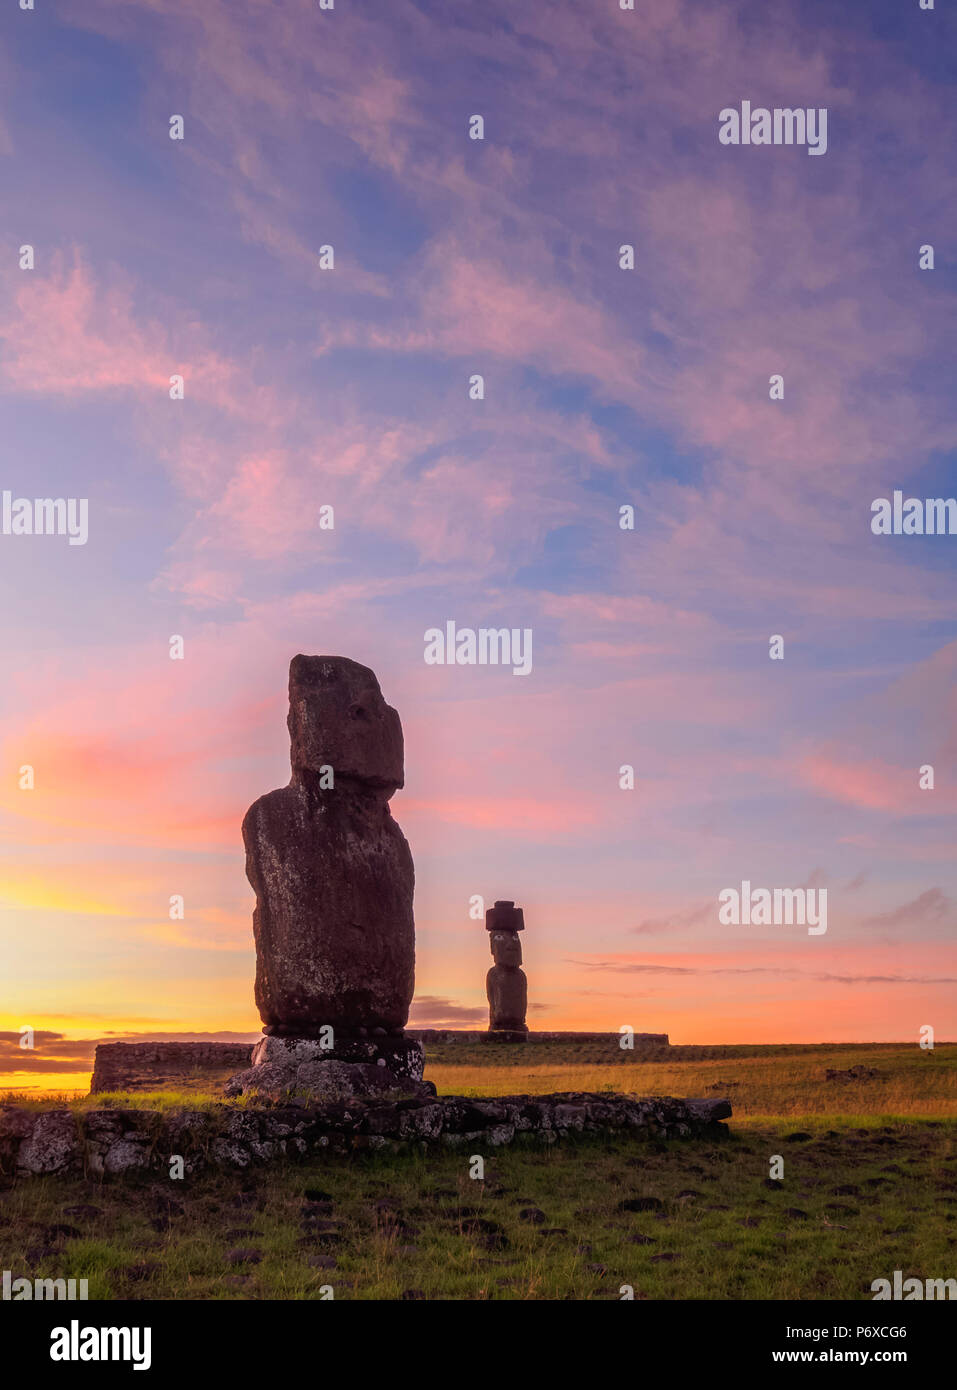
left=233, top=655, right=424, bottom=1090
left=485, top=900, right=528, bottom=1042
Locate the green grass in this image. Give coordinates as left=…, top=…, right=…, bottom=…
left=1, top=1120, right=954, bottom=1300
left=1, top=1042, right=954, bottom=1299
left=0, top=1088, right=240, bottom=1114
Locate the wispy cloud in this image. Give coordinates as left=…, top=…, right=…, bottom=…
left=0, top=0, right=955, bottom=1042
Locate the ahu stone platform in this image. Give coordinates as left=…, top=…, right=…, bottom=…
left=88, top=1033, right=670, bottom=1094
left=415, top=1031, right=670, bottom=1046
left=1, top=1092, right=731, bottom=1177
left=89, top=1041, right=257, bottom=1094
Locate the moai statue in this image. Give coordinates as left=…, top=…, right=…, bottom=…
left=237, top=655, right=423, bottom=1085
left=485, top=900, right=528, bottom=1042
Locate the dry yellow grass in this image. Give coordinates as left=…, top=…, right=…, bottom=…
left=426, top=1043, right=957, bottom=1117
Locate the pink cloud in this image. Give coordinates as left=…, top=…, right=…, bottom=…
left=0, top=255, right=226, bottom=400
left=796, top=748, right=957, bottom=816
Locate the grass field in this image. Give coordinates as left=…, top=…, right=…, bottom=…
left=425, top=1041, right=957, bottom=1117
left=1, top=1042, right=954, bottom=1300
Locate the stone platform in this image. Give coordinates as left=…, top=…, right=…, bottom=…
left=89, top=1041, right=257, bottom=1094
left=250, top=1034, right=424, bottom=1079
left=88, top=1032, right=670, bottom=1094
left=224, top=1038, right=429, bottom=1102
left=1, top=1092, right=731, bottom=1177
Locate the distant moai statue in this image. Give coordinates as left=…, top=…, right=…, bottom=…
left=485, top=900, right=528, bottom=1042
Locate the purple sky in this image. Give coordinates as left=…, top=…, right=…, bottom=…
left=1, top=1, right=956, bottom=1080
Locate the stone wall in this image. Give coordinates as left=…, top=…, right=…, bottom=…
left=0, top=1093, right=730, bottom=1177
left=410, top=1031, right=670, bottom=1046
left=89, top=1042, right=256, bottom=1094
left=89, top=1033, right=669, bottom=1094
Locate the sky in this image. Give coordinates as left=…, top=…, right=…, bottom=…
left=1, top=0, right=956, bottom=1092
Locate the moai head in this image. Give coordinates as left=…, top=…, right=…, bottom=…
left=287, top=655, right=404, bottom=790
left=489, top=931, right=523, bottom=967
left=486, top=900, right=525, bottom=967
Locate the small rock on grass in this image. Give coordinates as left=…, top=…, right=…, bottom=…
left=519, top=1206, right=546, bottom=1224
left=482, top=1233, right=508, bottom=1251
left=43, top=1224, right=82, bottom=1241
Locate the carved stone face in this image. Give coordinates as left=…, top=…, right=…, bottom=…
left=490, top=931, right=522, bottom=967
